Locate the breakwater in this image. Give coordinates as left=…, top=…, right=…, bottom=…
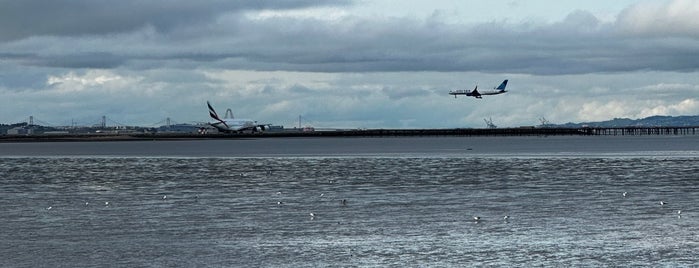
left=1, top=126, right=698, bottom=142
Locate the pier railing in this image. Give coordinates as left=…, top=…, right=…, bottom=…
left=581, top=126, right=698, bottom=136
left=258, top=126, right=699, bottom=137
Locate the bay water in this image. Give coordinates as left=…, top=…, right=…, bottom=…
left=1, top=136, right=697, bottom=267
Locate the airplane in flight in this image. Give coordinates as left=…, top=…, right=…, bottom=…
left=449, top=79, right=508, bottom=99
left=206, top=101, right=270, bottom=133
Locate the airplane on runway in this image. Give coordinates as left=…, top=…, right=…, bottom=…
left=449, top=79, right=508, bottom=99
left=206, top=101, right=270, bottom=133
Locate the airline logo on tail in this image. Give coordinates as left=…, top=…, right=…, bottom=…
left=449, top=79, right=508, bottom=99
left=496, top=80, right=508, bottom=91
left=207, top=101, right=229, bottom=129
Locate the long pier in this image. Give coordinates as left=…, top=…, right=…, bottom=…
left=244, top=126, right=699, bottom=137
left=1, top=126, right=698, bottom=142
left=582, top=126, right=698, bottom=136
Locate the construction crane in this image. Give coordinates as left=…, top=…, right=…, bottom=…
left=484, top=117, right=497, bottom=129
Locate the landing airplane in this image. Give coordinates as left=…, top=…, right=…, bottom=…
left=449, top=79, right=508, bottom=99
left=207, top=101, right=270, bottom=133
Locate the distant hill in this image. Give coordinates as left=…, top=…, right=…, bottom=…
left=557, top=115, right=699, bottom=128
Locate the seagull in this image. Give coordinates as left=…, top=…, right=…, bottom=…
left=105, top=201, right=110, bottom=206
left=660, top=201, right=666, bottom=206
left=309, top=213, right=316, bottom=219
left=473, top=216, right=481, bottom=222
left=47, top=206, right=52, bottom=210
left=622, top=192, right=627, bottom=197
left=503, top=215, right=509, bottom=221
left=678, top=210, right=682, bottom=215
left=163, top=195, right=167, bottom=200
left=277, top=201, right=283, bottom=205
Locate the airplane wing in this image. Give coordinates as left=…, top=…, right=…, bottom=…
left=231, top=124, right=271, bottom=133
left=471, top=87, right=482, bottom=98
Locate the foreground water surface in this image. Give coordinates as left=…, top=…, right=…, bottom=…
left=1, top=136, right=697, bottom=267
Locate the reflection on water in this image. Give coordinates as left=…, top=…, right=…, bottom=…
left=1, top=156, right=697, bottom=266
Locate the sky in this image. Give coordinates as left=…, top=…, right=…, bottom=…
left=1, top=0, right=699, bottom=129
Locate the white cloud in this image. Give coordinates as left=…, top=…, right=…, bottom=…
left=616, top=0, right=699, bottom=37
left=246, top=7, right=349, bottom=21
left=639, top=99, right=699, bottom=118
left=47, top=71, right=127, bottom=90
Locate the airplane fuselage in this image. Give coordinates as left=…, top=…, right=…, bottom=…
left=449, top=89, right=506, bottom=99
left=211, top=119, right=258, bottom=132
left=449, top=79, right=508, bottom=99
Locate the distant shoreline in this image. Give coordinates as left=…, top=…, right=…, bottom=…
left=1, top=126, right=698, bottom=142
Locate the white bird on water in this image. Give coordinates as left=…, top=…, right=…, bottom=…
left=660, top=201, right=666, bottom=206
left=622, top=192, right=627, bottom=197
left=309, top=213, right=316, bottom=219
left=503, top=215, right=509, bottom=221
left=473, top=216, right=480, bottom=222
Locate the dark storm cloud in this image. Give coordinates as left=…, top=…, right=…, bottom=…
left=39, top=52, right=125, bottom=69
left=0, top=0, right=350, bottom=41
left=1, top=1, right=698, bottom=75
left=381, top=86, right=431, bottom=100
left=209, top=11, right=699, bottom=75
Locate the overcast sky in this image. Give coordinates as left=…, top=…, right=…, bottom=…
left=1, top=0, right=698, bottom=128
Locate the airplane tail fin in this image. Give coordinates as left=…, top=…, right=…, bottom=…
left=496, top=80, right=508, bottom=91
left=207, top=101, right=221, bottom=121
left=207, top=101, right=229, bottom=128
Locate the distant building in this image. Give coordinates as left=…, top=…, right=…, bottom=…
left=268, top=125, right=285, bottom=132
left=157, top=124, right=202, bottom=133
left=43, top=131, right=70, bottom=135
left=7, top=127, right=34, bottom=135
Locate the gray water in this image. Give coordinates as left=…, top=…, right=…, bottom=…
left=1, top=136, right=698, bottom=267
